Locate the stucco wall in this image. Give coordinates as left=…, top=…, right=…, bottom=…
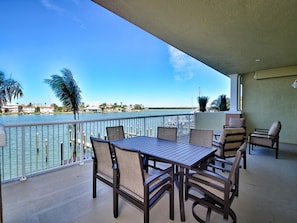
left=242, top=69, right=297, bottom=144
left=194, top=112, right=225, bottom=134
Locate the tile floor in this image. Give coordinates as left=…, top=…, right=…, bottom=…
left=2, top=141, right=297, bottom=223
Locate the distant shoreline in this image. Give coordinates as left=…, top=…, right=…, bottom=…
left=147, top=107, right=194, bottom=109
left=0, top=107, right=194, bottom=116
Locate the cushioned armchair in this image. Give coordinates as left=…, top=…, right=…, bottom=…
left=212, top=127, right=246, bottom=169
left=113, top=145, right=174, bottom=223
left=224, top=117, right=246, bottom=130
left=185, top=142, right=247, bottom=222
left=248, top=121, right=281, bottom=159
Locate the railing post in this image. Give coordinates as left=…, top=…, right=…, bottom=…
left=45, top=139, right=48, bottom=164
left=80, top=124, right=84, bottom=165
left=36, top=132, right=39, bottom=153
left=21, top=127, right=26, bottom=181
left=60, top=142, right=63, bottom=165
left=144, top=117, right=147, bottom=136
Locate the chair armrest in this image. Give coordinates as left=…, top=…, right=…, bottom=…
left=146, top=167, right=173, bottom=195
left=249, top=132, right=277, bottom=140
left=254, top=128, right=269, bottom=133
left=250, top=131, right=268, bottom=136
left=212, top=140, right=222, bottom=147
left=145, top=166, right=173, bottom=185
left=188, top=169, right=230, bottom=186
left=207, top=157, right=233, bottom=172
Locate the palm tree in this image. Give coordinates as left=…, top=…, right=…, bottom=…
left=0, top=71, right=23, bottom=108
left=44, top=68, right=82, bottom=161
left=198, top=96, right=209, bottom=112
left=210, top=94, right=230, bottom=111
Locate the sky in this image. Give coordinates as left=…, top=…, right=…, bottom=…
left=0, top=0, right=230, bottom=108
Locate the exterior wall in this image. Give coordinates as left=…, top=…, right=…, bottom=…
left=242, top=67, right=297, bottom=144
left=194, top=112, right=225, bottom=134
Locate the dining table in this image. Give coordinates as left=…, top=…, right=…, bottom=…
left=111, top=136, right=216, bottom=222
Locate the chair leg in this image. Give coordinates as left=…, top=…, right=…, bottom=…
left=243, top=151, right=247, bottom=169
left=276, top=140, right=279, bottom=159
left=248, top=143, right=251, bottom=155
left=169, top=181, right=174, bottom=220
left=185, top=175, right=189, bottom=200
left=93, top=177, right=96, bottom=198
left=144, top=204, right=149, bottom=223
left=113, top=189, right=118, bottom=218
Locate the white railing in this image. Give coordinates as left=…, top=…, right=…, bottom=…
left=0, top=113, right=194, bottom=182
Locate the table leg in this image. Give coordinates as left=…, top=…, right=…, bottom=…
left=179, top=166, right=185, bottom=221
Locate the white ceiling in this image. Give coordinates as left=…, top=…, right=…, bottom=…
left=92, top=0, right=297, bottom=76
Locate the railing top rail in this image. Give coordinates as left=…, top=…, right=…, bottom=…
left=2, top=113, right=193, bottom=128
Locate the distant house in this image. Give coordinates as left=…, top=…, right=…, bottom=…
left=22, top=106, right=35, bottom=113
left=84, top=106, right=101, bottom=113
left=2, top=103, right=19, bottom=113
left=40, top=106, right=54, bottom=113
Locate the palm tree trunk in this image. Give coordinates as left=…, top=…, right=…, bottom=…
left=73, top=112, right=77, bottom=162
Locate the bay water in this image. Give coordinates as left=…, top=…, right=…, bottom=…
left=0, top=109, right=193, bottom=125
left=0, top=109, right=193, bottom=180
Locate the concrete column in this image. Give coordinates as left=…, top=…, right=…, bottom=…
left=229, top=74, right=240, bottom=112
left=225, top=74, right=243, bottom=125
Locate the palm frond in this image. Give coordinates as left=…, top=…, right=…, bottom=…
left=0, top=71, right=23, bottom=106
left=44, top=68, right=82, bottom=119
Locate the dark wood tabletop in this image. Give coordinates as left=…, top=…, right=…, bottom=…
left=112, top=136, right=216, bottom=168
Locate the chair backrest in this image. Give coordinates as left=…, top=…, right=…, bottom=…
left=106, top=126, right=125, bottom=141
left=219, top=128, right=245, bottom=151
left=90, top=137, right=114, bottom=179
left=189, top=129, right=213, bottom=147
left=114, top=145, right=144, bottom=198
left=157, top=127, right=177, bottom=141
left=227, top=117, right=245, bottom=128
left=228, top=142, right=247, bottom=185
left=268, top=121, right=281, bottom=137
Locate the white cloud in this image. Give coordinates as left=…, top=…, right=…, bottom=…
left=168, top=46, right=203, bottom=81
left=41, top=0, right=64, bottom=14
left=40, top=0, right=85, bottom=29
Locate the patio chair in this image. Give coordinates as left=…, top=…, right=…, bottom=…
left=157, top=126, right=178, bottom=141
left=90, top=137, right=116, bottom=198
left=189, top=129, right=214, bottom=169
left=189, top=129, right=213, bottom=147
left=185, top=142, right=247, bottom=223
left=106, top=125, right=125, bottom=141
left=248, top=121, right=281, bottom=159
left=112, top=145, right=174, bottom=223
left=212, top=127, right=246, bottom=169
left=149, top=126, right=177, bottom=170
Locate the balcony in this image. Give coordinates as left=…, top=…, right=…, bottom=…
left=2, top=141, right=297, bottom=223
left=1, top=114, right=297, bottom=222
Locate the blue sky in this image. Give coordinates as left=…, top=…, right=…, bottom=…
left=0, top=0, right=230, bottom=108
